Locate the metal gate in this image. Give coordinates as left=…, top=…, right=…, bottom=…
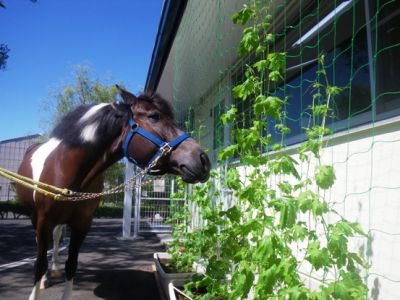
left=137, top=175, right=185, bottom=233
left=122, top=163, right=185, bottom=237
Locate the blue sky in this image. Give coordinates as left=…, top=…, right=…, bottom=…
left=0, top=0, right=163, bottom=141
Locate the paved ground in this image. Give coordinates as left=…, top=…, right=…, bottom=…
left=0, top=218, right=166, bottom=300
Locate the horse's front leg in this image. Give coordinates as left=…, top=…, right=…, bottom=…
left=62, top=220, right=91, bottom=300
left=29, top=220, right=52, bottom=300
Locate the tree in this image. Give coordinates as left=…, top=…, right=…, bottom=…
left=0, top=44, right=10, bottom=70
left=44, top=65, right=125, bottom=194
left=0, top=0, right=36, bottom=8
left=0, top=0, right=37, bottom=70
left=45, top=65, right=119, bottom=127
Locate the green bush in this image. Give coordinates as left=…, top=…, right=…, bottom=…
left=0, top=200, right=30, bottom=218
left=0, top=197, right=124, bottom=219
left=94, top=198, right=124, bottom=218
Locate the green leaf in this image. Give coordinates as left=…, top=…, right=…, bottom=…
left=313, top=104, right=329, bottom=117
left=279, top=198, right=297, bottom=229
left=218, top=144, right=238, bottom=160
left=275, top=123, right=291, bottom=134
left=232, top=5, right=254, bottom=25
left=265, top=33, right=275, bottom=43
left=237, top=219, right=263, bottom=236
left=220, top=106, right=237, bottom=124
left=269, top=70, right=282, bottom=82
left=267, top=52, right=286, bottom=71
left=232, top=77, right=255, bottom=100
left=253, top=59, right=268, bottom=72
left=241, top=154, right=268, bottom=166
left=298, top=190, right=329, bottom=217
left=226, top=168, right=241, bottom=190
left=288, top=224, right=309, bottom=241
left=256, top=265, right=278, bottom=296
left=327, top=271, right=367, bottom=300
left=315, top=165, right=336, bottom=189
left=306, top=241, right=331, bottom=270
left=279, top=285, right=310, bottom=300
left=278, top=181, right=292, bottom=195
left=348, top=252, right=368, bottom=268
left=239, top=27, right=259, bottom=56
left=224, top=205, right=241, bottom=223
left=327, top=234, right=348, bottom=267
left=231, top=265, right=254, bottom=299
left=270, top=155, right=300, bottom=179
left=253, top=237, right=274, bottom=262
left=298, top=190, right=316, bottom=213
left=326, top=85, right=342, bottom=97
left=348, top=222, right=368, bottom=237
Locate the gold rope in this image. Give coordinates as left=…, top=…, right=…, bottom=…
left=0, top=167, right=64, bottom=200
left=0, top=167, right=70, bottom=195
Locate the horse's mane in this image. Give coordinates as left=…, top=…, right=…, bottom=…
left=50, top=92, right=174, bottom=147
left=137, top=92, right=174, bottom=119
left=50, top=102, right=129, bottom=147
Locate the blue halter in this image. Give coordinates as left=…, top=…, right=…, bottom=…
left=123, top=116, right=191, bottom=169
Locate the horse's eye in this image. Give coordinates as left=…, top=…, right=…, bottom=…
left=148, top=114, right=160, bottom=122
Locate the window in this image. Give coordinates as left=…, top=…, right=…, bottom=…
left=231, top=0, right=400, bottom=148
left=279, top=0, right=372, bottom=145
left=374, top=0, right=400, bottom=118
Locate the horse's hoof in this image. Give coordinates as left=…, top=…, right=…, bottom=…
left=50, top=269, right=63, bottom=279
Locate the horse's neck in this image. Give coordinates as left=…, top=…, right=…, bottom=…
left=58, top=140, right=124, bottom=191
left=80, top=147, right=123, bottom=189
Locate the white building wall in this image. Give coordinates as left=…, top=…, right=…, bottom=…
left=225, top=117, right=400, bottom=298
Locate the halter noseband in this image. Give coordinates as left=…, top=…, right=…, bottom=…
left=123, top=116, right=191, bottom=169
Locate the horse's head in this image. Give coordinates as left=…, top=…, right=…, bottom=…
left=117, top=86, right=210, bottom=184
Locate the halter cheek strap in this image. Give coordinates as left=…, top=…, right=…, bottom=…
left=123, top=117, right=191, bottom=169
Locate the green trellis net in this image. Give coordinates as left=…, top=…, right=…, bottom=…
left=168, top=0, right=400, bottom=297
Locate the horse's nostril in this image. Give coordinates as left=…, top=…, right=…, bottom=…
left=200, top=152, right=210, bottom=170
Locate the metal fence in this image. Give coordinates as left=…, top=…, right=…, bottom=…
left=0, top=135, right=41, bottom=202
left=138, top=175, right=185, bottom=233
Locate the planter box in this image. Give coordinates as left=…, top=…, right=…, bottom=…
left=154, top=252, right=195, bottom=299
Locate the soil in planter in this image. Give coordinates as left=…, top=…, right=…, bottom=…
left=159, top=258, right=192, bottom=274
left=174, top=287, right=227, bottom=300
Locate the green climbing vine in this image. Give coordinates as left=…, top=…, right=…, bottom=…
left=167, top=1, right=368, bottom=299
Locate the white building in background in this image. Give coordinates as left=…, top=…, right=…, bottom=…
left=145, top=0, right=399, bottom=297
left=0, top=134, right=41, bottom=201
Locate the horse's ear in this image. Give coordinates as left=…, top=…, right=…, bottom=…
left=116, top=84, right=137, bottom=105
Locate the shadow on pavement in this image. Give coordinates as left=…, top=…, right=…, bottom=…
left=0, top=218, right=166, bottom=300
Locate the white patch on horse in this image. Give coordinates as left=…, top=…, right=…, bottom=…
left=80, top=122, right=99, bottom=143
left=50, top=225, right=65, bottom=276
left=79, top=103, right=109, bottom=124
left=29, top=281, right=40, bottom=300
left=31, top=138, right=61, bottom=201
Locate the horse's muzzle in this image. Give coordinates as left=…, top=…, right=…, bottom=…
left=177, top=150, right=211, bottom=184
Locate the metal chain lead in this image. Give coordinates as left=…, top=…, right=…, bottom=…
left=57, top=146, right=172, bottom=201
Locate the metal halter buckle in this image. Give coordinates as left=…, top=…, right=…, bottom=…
left=160, top=143, right=172, bottom=154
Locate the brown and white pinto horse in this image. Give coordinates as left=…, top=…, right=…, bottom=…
left=16, top=86, right=210, bottom=300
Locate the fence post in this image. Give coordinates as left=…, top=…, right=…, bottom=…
left=133, top=175, right=142, bottom=239
left=122, top=159, right=134, bottom=238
